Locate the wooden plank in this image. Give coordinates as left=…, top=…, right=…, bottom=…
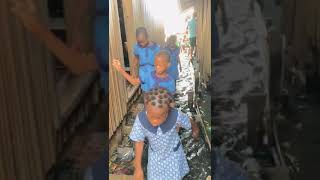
left=109, top=174, right=134, bottom=180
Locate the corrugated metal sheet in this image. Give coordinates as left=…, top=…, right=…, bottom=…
left=196, top=0, right=211, bottom=83
left=132, top=0, right=166, bottom=46
left=109, top=0, right=128, bottom=139
left=0, top=0, right=57, bottom=179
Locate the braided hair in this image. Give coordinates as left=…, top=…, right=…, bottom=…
left=144, top=87, right=173, bottom=109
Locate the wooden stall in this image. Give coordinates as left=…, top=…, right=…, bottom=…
left=0, top=0, right=57, bottom=179
left=195, top=0, right=212, bottom=83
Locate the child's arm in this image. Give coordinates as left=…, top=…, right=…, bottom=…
left=133, top=141, right=144, bottom=180
left=190, top=118, right=200, bottom=140
left=177, top=111, right=200, bottom=140
left=112, top=59, right=141, bottom=85
left=132, top=55, right=140, bottom=78
left=10, top=1, right=97, bottom=75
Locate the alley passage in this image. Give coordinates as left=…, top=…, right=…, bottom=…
left=109, top=51, right=211, bottom=179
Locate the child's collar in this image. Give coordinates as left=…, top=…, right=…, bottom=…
left=152, top=71, right=170, bottom=82
left=138, top=109, right=178, bottom=134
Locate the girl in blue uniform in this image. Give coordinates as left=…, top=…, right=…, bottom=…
left=130, top=88, right=199, bottom=180
left=132, top=27, right=161, bottom=90
left=163, top=35, right=182, bottom=81
left=112, top=50, right=176, bottom=95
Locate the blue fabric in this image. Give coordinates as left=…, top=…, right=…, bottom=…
left=140, top=71, right=176, bottom=94
left=163, top=47, right=180, bottom=80
left=129, top=109, right=191, bottom=179
left=88, top=1, right=107, bottom=180
left=187, top=18, right=197, bottom=38
left=94, top=10, right=107, bottom=94
left=134, top=42, right=160, bottom=91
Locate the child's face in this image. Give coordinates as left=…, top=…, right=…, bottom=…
left=146, top=103, right=169, bottom=127
left=168, top=38, right=176, bottom=47
left=154, top=56, right=170, bottom=75
left=137, top=34, right=148, bottom=47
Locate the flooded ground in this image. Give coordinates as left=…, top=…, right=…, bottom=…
left=177, top=53, right=211, bottom=180
left=109, top=51, right=211, bottom=179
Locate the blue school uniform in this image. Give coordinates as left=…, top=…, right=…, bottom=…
left=140, top=71, right=176, bottom=94
left=130, top=108, right=191, bottom=180
left=163, top=47, right=180, bottom=80
left=134, top=42, right=160, bottom=91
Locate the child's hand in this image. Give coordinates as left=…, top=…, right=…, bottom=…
left=176, top=124, right=181, bottom=132
left=112, top=59, right=122, bottom=71
left=191, top=119, right=200, bottom=141
left=134, top=167, right=144, bottom=180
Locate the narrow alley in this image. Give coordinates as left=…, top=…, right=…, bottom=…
left=108, top=0, right=212, bottom=179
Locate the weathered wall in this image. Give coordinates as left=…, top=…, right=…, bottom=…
left=0, top=0, right=57, bottom=179
left=109, top=0, right=128, bottom=139
left=195, top=0, right=212, bottom=83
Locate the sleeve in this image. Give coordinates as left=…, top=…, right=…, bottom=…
left=129, top=115, right=146, bottom=142
left=168, top=80, right=176, bottom=94
left=133, top=44, right=139, bottom=57
left=155, top=44, right=161, bottom=53
left=176, top=111, right=191, bottom=130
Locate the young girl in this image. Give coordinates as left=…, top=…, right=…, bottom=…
left=130, top=88, right=199, bottom=180
left=132, top=27, right=160, bottom=80
left=163, top=35, right=182, bottom=81
left=112, top=50, right=176, bottom=95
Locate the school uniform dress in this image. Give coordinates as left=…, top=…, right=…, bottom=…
left=129, top=109, right=191, bottom=180
left=134, top=42, right=160, bottom=91
left=163, top=47, right=180, bottom=80
left=140, top=71, right=176, bottom=95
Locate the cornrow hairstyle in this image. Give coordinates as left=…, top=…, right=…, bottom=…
left=144, top=87, right=173, bottom=109
left=155, top=50, right=171, bottom=63
left=136, top=27, right=149, bottom=38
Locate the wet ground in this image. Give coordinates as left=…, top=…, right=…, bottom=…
left=108, top=51, right=211, bottom=179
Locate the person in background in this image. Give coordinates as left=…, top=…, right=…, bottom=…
left=187, top=12, right=197, bottom=60
left=163, top=35, right=182, bottom=83
left=130, top=88, right=199, bottom=180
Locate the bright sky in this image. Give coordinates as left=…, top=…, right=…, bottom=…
left=145, top=0, right=194, bottom=39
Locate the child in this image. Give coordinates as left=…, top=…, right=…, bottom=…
left=112, top=50, right=176, bottom=95
left=132, top=27, right=160, bottom=81
left=129, top=88, right=199, bottom=180
left=163, top=35, right=182, bottom=81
